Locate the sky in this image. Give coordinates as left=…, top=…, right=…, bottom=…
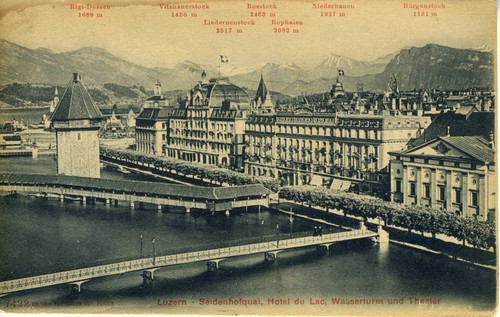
left=0, top=0, right=496, bottom=69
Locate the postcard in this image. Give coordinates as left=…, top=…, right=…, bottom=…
left=0, top=0, right=497, bottom=315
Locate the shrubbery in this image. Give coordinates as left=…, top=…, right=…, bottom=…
left=100, top=147, right=280, bottom=192
left=279, top=185, right=496, bottom=251
left=103, top=83, right=138, bottom=99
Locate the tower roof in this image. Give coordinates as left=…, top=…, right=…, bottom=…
left=50, top=73, right=103, bottom=121
left=255, top=74, right=268, bottom=102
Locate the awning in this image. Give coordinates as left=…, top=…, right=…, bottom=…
left=330, top=178, right=343, bottom=190
left=310, top=174, right=323, bottom=186
left=329, top=178, right=351, bottom=191
left=339, top=180, right=352, bottom=191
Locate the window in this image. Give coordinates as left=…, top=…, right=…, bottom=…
left=410, top=182, right=416, bottom=196
left=423, top=184, right=430, bottom=198
left=395, top=180, right=402, bottom=193
left=77, top=133, right=81, bottom=141
left=454, top=188, right=461, bottom=204
left=162, top=134, right=166, bottom=141
left=438, top=186, right=446, bottom=201
left=470, top=191, right=478, bottom=207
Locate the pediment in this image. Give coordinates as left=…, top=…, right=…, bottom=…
left=405, top=139, right=475, bottom=160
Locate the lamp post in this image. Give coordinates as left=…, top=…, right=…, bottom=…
left=276, top=223, right=280, bottom=247
left=152, top=237, right=156, bottom=265
left=140, top=233, right=143, bottom=258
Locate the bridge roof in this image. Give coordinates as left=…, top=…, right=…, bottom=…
left=0, top=173, right=271, bottom=201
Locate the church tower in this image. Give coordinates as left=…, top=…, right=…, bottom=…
left=154, top=79, right=162, bottom=96
left=49, top=87, right=59, bottom=113
left=254, top=74, right=274, bottom=113
left=50, top=73, right=104, bottom=178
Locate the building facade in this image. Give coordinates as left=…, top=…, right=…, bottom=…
left=245, top=108, right=431, bottom=195
left=389, top=135, right=496, bottom=220
left=135, top=75, right=251, bottom=170
left=135, top=108, right=172, bottom=155
left=50, top=73, right=103, bottom=178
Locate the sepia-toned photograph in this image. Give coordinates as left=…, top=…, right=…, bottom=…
left=0, top=0, right=497, bottom=315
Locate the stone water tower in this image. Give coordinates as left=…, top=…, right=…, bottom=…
left=50, top=73, right=104, bottom=178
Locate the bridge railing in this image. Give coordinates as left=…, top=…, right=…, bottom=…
left=0, top=229, right=378, bottom=293
left=1, top=228, right=347, bottom=281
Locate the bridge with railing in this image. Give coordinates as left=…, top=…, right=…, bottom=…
left=0, top=228, right=380, bottom=296
left=0, top=173, right=270, bottom=213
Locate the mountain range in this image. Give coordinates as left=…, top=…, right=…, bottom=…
left=0, top=39, right=494, bottom=97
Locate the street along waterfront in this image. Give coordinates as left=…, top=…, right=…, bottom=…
left=0, top=156, right=496, bottom=314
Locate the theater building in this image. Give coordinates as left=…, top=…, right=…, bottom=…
left=389, top=135, right=496, bottom=220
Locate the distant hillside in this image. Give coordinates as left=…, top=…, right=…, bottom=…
left=0, top=83, right=149, bottom=107
left=0, top=82, right=289, bottom=109
left=229, top=62, right=306, bottom=92
left=0, top=40, right=494, bottom=97
left=0, top=40, right=162, bottom=87
left=283, top=44, right=494, bottom=95
left=309, top=54, right=389, bottom=79
left=367, top=44, right=494, bottom=91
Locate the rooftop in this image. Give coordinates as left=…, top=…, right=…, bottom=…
left=395, top=135, right=495, bottom=163
left=439, top=135, right=495, bottom=163
left=0, top=173, right=271, bottom=201
left=136, top=107, right=175, bottom=120
left=50, top=73, right=103, bottom=121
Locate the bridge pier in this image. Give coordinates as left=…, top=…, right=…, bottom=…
left=81, top=196, right=87, bottom=205
left=68, top=280, right=88, bottom=294
left=376, top=225, right=389, bottom=243
left=157, top=205, right=162, bottom=212
left=264, top=251, right=281, bottom=263
left=317, top=243, right=334, bottom=253
left=225, top=210, right=230, bottom=216
left=142, top=269, right=157, bottom=285
left=114, top=199, right=119, bottom=206
left=130, top=201, right=135, bottom=208
left=105, top=198, right=111, bottom=205
left=59, top=194, right=64, bottom=202
left=185, top=207, right=191, bottom=213
left=206, top=259, right=224, bottom=272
